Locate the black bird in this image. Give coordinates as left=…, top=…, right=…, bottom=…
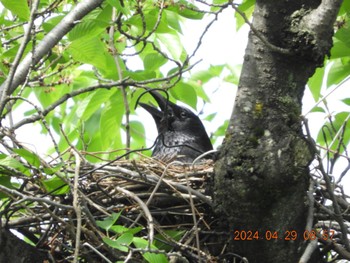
left=139, top=90, right=213, bottom=163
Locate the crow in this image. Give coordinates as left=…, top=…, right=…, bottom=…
left=139, top=90, right=213, bottom=163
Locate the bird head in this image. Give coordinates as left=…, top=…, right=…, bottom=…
left=139, top=90, right=207, bottom=137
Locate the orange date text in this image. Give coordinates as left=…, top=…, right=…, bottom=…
left=233, top=229, right=335, bottom=241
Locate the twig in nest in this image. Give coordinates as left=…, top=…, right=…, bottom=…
left=115, top=186, right=155, bottom=246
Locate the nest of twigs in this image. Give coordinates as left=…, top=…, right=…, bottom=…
left=3, top=156, right=217, bottom=263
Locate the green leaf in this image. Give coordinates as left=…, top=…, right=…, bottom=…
left=204, top=112, right=217, bottom=122
left=155, top=32, right=183, bottom=60
left=225, top=64, right=242, bottom=85
left=188, top=80, right=210, bottom=102
left=191, top=70, right=215, bottom=85
left=317, top=112, right=350, bottom=155
left=0, top=175, right=13, bottom=198
left=310, top=106, right=325, bottom=113
left=103, top=233, right=133, bottom=252
left=109, top=225, right=129, bottom=234
left=96, top=2, right=113, bottom=23
left=68, top=37, right=116, bottom=75
left=129, top=121, right=146, bottom=149
left=167, top=1, right=204, bottom=20
left=212, top=0, right=230, bottom=12
left=124, top=70, right=157, bottom=81
left=99, top=91, right=124, bottom=150
left=13, top=148, right=41, bottom=168
left=110, top=225, right=143, bottom=235
left=209, top=64, right=225, bottom=76
left=164, top=10, right=182, bottom=33
left=339, top=0, right=350, bottom=15
left=133, top=237, right=168, bottom=263
left=43, top=15, right=65, bottom=32
left=96, top=212, right=122, bottom=231
left=107, top=0, right=130, bottom=15
left=126, top=9, right=170, bottom=34
left=43, top=163, right=64, bottom=175
left=75, top=89, right=114, bottom=121
left=235, top=0, right=255, bottom=30
left=327, top=59, right=350, bottom=87
left=330, top=39, right=350, bottom=59
left=191, top=64, right=226, bottom=85
left=42, top=175, right=69, bottom=195
left=1, top=0, right=30, bottom=20
left=143, top=53, right=167, bottom=72
left=308, top=66, right=325, bottom=101
left=171, top=82, right=197, bottom=110
left=0, top=155, right=29, bottom=176
left=342, top=98, right=350, bottom=106
left=68, top=20, right=107, bottom=41
left=334, top=20, right=350, bottom=48
left=154, top=230, right=185, bottom=251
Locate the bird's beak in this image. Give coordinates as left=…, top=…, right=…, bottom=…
left=139, top=90, right=177, bottom=124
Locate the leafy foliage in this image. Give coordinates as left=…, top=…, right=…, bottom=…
left=306, top=4, right=350, bottom=159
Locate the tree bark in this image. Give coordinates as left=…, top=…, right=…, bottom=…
left=213, top=0, right=342, bottom=262
left=0, top=229, right=49, bottom=263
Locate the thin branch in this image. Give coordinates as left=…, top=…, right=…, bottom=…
left=304, top=117, right=350, bottom=251
left=0, top=0, right=40, bottom=115
left=0, top=184, right=73, bottom=210
left=303, top=75, right=350, bottom=117
left=323, top=113, right=350, bottom=160
left=6, top=58, right=199, bottom=133
left=0, top=21, right=27, bottom=32
left=130, top=160, right=177, bottom=227
left=299, top=240, right=318, bottom=263
left=185, top=168, right=201, bottom=261
left=317, top=232, right=350, bottom=260
left=0, top=0, right=104, bottom=103
left=82, top=243, right=113, bottom=263
left=99, top=164, right=213, bottom=206
left=71, top=148, right=82, bottom=263
left=109, top=7, right=130, bottom=153
left=299, top=180, right=318, bottom=263
left=115, top=186, right=154, bottom=245
left=1, top=29, right=44, bottom=46
left=9, top=78, right=129, bottom=131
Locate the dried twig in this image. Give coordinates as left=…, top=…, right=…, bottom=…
left=109, top=7, right=131, bottom=153
left=72, top=148, right=82, bottom=263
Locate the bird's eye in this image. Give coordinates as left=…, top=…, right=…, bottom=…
left=180, top=111, right=187, bottom=119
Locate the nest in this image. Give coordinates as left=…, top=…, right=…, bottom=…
left=86, top=158, right=213, bottom=219
left=3, top=156, right=217, bottom=262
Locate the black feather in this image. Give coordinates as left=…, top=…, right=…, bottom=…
left=139, top=90, right=213, bottom=162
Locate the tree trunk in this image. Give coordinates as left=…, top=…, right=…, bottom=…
left=213, top=0, right=342, bottom=262
left=0, top=229, right=48, bottom=263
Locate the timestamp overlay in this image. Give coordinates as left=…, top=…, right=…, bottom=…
left=233, top=229, right=335, bottom=241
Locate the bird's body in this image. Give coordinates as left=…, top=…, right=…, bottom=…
left=152, top=128, right=208, bottom=163
left=139, top=90, right=213, bottom=163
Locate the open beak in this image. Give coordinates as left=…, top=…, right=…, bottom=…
left=139, top=90, right=176, bottom=127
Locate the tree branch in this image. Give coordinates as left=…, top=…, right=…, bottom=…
left=0, top=0, right=104, bottom=108
left=304, top=0, right=343, bottom=35
left=0, top=0, right=40, bottom=115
